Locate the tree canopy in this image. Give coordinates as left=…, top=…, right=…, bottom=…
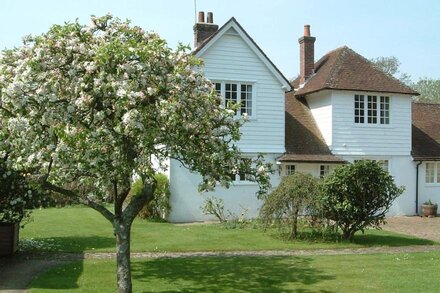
left=0, top=15, right=271, bottom=292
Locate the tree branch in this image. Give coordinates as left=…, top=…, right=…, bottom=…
left=122, top=181, right=156, bottom=224
left=41, top=179, right=114, bottom=222
left=83, top=198, right=114, bottom=223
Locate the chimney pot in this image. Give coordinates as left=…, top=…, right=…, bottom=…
left=207, top=12, right=213, bottom=24
left=198, top=11, right=205, bottom=23
left=304, top=25, right=311, bottom=37
left=193, top=11, right=219, bottom=48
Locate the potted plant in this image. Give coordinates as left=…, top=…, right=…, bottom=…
left=421, top=200, right=438, bottom=218
left=0, top=160, right=45, bottom=256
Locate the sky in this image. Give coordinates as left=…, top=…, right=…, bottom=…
left=0, top=0, right=439, bottom=81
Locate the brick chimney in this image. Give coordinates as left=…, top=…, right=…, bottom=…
left=298, top=25, right=316, bottom=85
left=194, top=11, right=219, bottom=49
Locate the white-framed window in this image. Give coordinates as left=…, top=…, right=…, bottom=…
left=214, top=81, right=254, bottom=116
left=354, top=94, right=390, bottom=125
left=285, top=164, right=295, bottom=176
left=425, top=162, right=440, bottom=184
left=229, top=158, right=253, bottom=182
left=320, top=165, right=331, bottom=178
left=353, top=159, right=389, bottom=172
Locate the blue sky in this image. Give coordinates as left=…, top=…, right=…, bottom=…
left=0, top=0, right=439, bottom=81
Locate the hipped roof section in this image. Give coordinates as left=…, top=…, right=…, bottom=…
left=292, top=46, right=419, bottom=96
left=193, top=17, right=291, bottom=91
left=412, top=102, right=440, bottom=161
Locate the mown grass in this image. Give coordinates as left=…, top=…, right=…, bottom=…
left=20, top=206, right=436, bottom=253
left=29, top=251, right=440, bottom=292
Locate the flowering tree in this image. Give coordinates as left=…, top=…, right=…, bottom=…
left=0, top=15, right=271, bottom=292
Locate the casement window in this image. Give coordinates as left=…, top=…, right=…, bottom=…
left=425, top=163, right=440, bottom=184
left=354, top=159, right=389, bottom=171
left=214, top=82, right=254, bottom=116
left=229, top=158, right=253, bottom=182
left=354, top=94, right=390, bottom=125
left=285, top=164, right=295, bottom=176
left=319, top=165, right=331, bottom=178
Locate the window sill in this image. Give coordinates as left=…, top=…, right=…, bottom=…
left=231, top=181, right=258, bottom=186
left=353, top=123, right=393, bottom=129
left=424, top=183, right=440, bottom=187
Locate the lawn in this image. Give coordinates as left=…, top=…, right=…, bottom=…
left=29, top=251, right=440, bottom=292
left=20, top=206, right=436, bottom=253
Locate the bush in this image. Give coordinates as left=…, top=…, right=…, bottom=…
left=0, top=160, right=47, bottom=225
left=201, top=196, right=227, bottom=223
left=260, top=172, right=321, bottom=239
left=127, top=173, right=171, bottom=220
left=321, top=160, right=404, bottom=241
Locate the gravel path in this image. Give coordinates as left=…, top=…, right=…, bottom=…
left=2, top=244, right=440, bottom=292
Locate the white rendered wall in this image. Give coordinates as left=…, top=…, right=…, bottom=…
left=169, top=158, right=341, bottom=222
left=168, top=154, right=282, bottom=222
left=417, top=162, right=440, bottom=214
left=200, top=32, right=286, bottom=153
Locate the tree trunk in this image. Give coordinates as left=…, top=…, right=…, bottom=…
left=289, top=208, right=299, bottom=240
left=114, top=218, right=132, bottom=293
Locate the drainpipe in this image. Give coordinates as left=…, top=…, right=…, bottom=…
left=415, top=161, right=422, bottom=215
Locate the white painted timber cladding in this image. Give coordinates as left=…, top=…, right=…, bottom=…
left=305, top=90, right=333, bottom=146
left=330, top=90, right=412, bottom=156
left=201, top=33, right=285, bottom=153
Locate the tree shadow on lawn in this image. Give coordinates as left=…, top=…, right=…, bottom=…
left=14, top=236, right=114, bottom=290
left=353, top=232, right=437, bottom=247
left=266, top=228, right=436, bottom=247
left=20, top=235, right=115, bottom=253
left=132, top=256, right=335, bottom=293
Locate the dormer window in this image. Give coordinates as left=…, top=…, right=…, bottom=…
left=354, top=94, right=390, bottom=125
left=214, top=81, right=254, bottom=117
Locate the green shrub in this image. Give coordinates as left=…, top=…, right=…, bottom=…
left=127, top=173, right=171, bottom=220
left=321, top=160, right=404, bottom=242
left=260, top=172, right=321, bottom=239
left=201, top=196, right=227, bottom=223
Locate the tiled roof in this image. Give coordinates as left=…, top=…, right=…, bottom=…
left=293, top=46, right=419, bottom=96
left=412, top=102, right=440, bottom=160
left=281, top=91, right=345, bottom=163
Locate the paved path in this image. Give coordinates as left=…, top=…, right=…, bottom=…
left=382, top=216, right=440, bottom=242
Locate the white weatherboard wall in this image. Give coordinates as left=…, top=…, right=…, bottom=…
left=200, top=30, right=286, bottom=153
left=305, top=90, right=333, bottom=146
left=331, top=90, right=412, bottom=156
left=168, top=154, right=282, bottom=222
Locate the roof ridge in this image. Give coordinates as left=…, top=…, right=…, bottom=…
left=324, top=46, right=349, bottom=88
left=413, top=101, right=440, bottom=105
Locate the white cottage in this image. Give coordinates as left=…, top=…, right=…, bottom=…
left=168, top=13, right=291, bottom=222
left=168, top=13, right=437, bottom=222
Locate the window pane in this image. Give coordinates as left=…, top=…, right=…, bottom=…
left=240, top=84, right=252, bottom=116
left=377, top=160, right=389, bottom=172
left=380, top=96, right=390, bottom=124
left=426, top=163, right=435, bottom=183
left=367, top=95, right=377, bottom=124
left=239, top=158, right=252, bottom=181
left=437, top=163, right=440, bottom=183
left=285, top=164, right=295, bottom=176
left=320, top=165, right=330, bottom=178
left=354, top=95, right=364, bottom=124
left=225, top=83, right=238, bottom=114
